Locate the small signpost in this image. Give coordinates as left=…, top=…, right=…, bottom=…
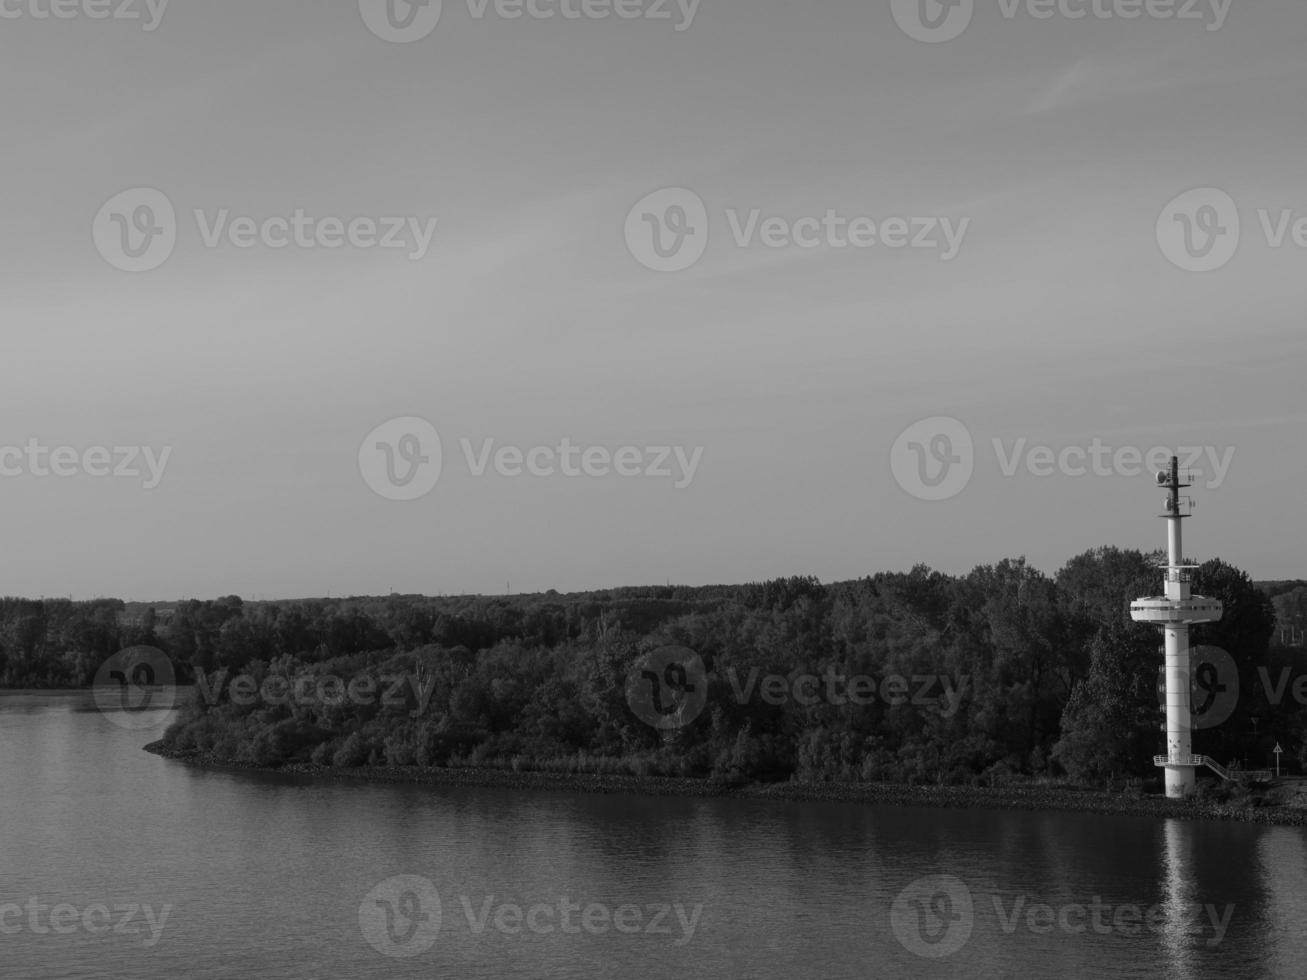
left=1273, top=742, right=1283, bottom=778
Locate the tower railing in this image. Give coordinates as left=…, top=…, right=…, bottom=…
left=1153, top=754, right=1273, bottom=783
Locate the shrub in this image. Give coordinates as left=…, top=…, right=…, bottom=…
left=332, top=731, right=368, bottom=768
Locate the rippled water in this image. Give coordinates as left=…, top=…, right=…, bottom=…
left=3, top=692, right=1306, bottom=979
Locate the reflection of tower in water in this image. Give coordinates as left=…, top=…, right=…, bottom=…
left=1160, top=818, right=1198, bottom=980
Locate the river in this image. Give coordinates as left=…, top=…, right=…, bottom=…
left=3, top=692, right=1306, bottom=979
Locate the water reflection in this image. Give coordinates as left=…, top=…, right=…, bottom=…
left=1160, top=818, right=1199, bottom=979
left=1156, top=816, right=1283, bottom=980
left=4, top=697, right=1307, bottom=980
left=1256, top=825, right=1307, bottom=976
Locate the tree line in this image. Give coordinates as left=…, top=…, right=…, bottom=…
left=2, top=549, right=1300, bottom=788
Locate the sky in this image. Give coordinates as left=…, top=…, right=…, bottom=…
left=0, top=0, right=1304, bottom=601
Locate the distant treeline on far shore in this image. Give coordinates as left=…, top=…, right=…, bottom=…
left=3, top=551, right=1306, bottom=790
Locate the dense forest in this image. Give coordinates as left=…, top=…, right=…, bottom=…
left=2, top=549, right=1304, bottom=788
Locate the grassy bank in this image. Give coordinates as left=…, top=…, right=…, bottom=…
left=142, top=742, right=1307, bottom=827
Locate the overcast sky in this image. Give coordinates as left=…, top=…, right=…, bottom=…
left=1, top=0, right=1304, bottom=600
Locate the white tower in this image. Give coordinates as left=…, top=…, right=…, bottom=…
left=1129, top=457, right=1223, bottom=798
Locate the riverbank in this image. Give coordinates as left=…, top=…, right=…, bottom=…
left=142, top=742, right=1307, bottom=826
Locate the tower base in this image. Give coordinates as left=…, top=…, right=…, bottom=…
left=1163, top=768, right=1195, bottom=799
left=1154, top=755, right=1200, bottom=798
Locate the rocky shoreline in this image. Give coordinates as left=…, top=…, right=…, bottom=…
left=143, top=742, right=1307, bottom=826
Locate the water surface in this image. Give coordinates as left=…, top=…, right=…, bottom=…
left=3, top=693, right=1305, bottom=979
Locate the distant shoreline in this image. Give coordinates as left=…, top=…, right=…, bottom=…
left=142, top=742, right=1307, bottom=827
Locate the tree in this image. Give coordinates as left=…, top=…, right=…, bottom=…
left=1052, top=620, right=1159, bottom=784
left=1190, top=559, right=1277, bottom=762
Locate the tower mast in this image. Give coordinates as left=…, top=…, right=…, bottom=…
left=1130, top=456, right=1223, bottom=799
